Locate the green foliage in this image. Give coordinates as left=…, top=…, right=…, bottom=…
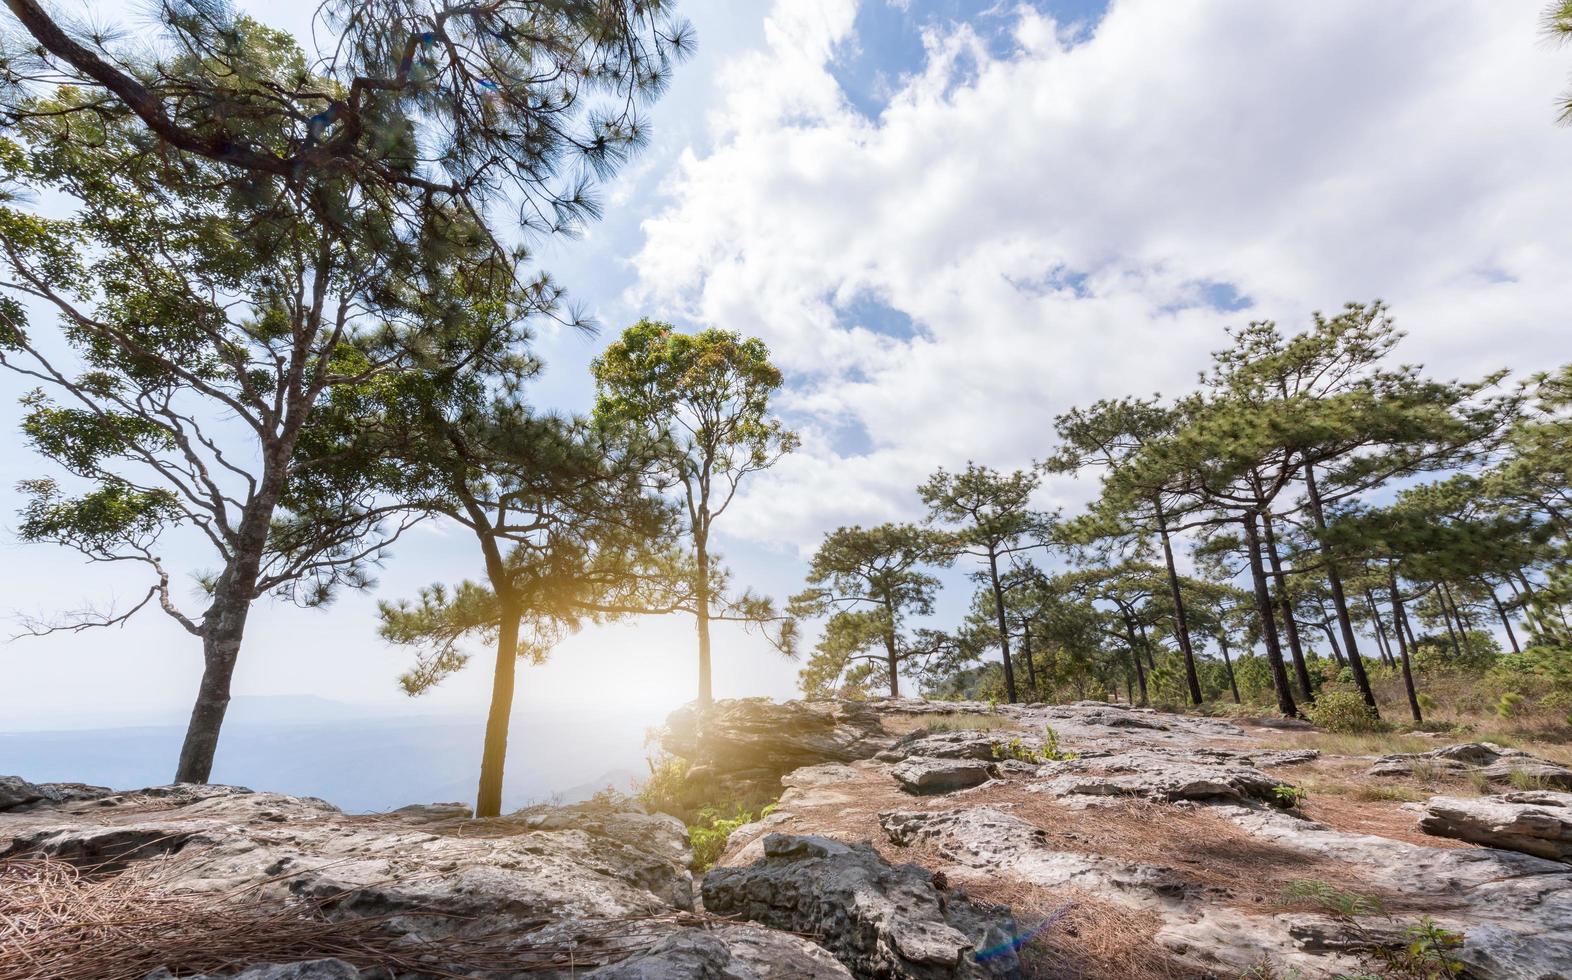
left=790, top=522, right=951, bottom=697
left=1280, top=879, right=1384, bottom=918
left=1271, top=784, right=1308, bottom=810
left=635, top=753, right=692, bottom=819
left=592, top=319, right=798, bottom=482
left=1496, top=691, right=1526, bottom=719
left=990, top=725, right=1077, bottom=763
left=1306, top=691, right=1385, bottom=734
left=688, top=804, right=777, bottom=871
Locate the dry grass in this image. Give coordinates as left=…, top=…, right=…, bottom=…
left=0, top=855, right=726, bottom=980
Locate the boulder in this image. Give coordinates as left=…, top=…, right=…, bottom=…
left=1420, top=791, right=1572, bottom=861
left=892, top=757, right=998, bottom=795
left=879, top=730, right=1003, bottom=763
left=0, top=775, right=113, bottom=812
left=388, top=802, right=471, bottom=823
left=1366, top=743, right=1572, bottom=789
left=585, top=922, right=853, bottom=979
left=1031, top=751, right=1286, bottom=805
left=661, top=699, right=893, bottom=802
left=702, top=833, right=1021, bottom=979
left=0, top=775, right=45, bottom=811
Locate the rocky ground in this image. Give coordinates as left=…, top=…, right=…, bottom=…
left=3, top=699, right=1570, bottom=979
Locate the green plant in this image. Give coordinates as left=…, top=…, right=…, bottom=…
left=1374, top=917, right=1465, bottom=978
left=636, top=753, right=692, bottom=818
left=1280, top=879, right=1383, bottom=917
left=1496, top=691, right=1526, bottom=719
left=1041, top=725, right=1075, bottom=761
left=1306, top=691, right=1385, bottom=734
left=1271, top=784, right=1308, bottom=810
left=687, top=804, right=777, bottom=871
left=990, top=726, right=1077, bottom=764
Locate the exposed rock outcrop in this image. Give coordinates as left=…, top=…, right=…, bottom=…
left=1420, top=791, right=1572, bottom=861
left=892, top=757, right=998, bottom=794
left=661, top=698, right=893, bottom=805
left=1031, top=749, right=1289, bottom=805
left=702, top=833, right=1021, bottom=979
left=0, top=780, right=840, bottom=979
left=0, top=775, right=112, bottom=812
left=1366, top=742, right=1572, bottom=788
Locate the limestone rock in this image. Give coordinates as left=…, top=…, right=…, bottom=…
left=661, top=699, right=893, bottom=802
left=388, top=802, right=471, bottom=823
left=879, top=730, right=1006, bottom=763
left=0, top=775, right=113, bottom=812
left=1366, top=743, right=1572, bottom=788
left=585, top=923, right=853, bottom=979
left=892, top=757, right=998, bottom=795
left=4, top=783, right=697, bottom=972
left=1420, top=791, right=1572, bottom=861
left=702, top=833, right=1021, bottom=979
left=1031, top=750, right=1286, bottom=805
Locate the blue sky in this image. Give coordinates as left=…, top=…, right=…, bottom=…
left=2, top=0, right=1569, bottom=747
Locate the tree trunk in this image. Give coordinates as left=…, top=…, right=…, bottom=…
left=174, top=478, right=281, bottom=784
left=1261, top=512, right=1315, bottom=704
left=1021, top=622, right=1039, bottom=702
left=1388, top=569, right=1423, bottom=723
left=1322, top=623, right=1345, bottom=666
left=987, top=552, right=1019, bottom=703
left=1491, top=586, right=1522, bottom=654
left=882, top=618, right=901, bottom=699
left=695, top=535, right=714, bottom=707
left=1303, top=462, right=1377, bottom=711
left=1154, top=498, right=1203, bottom=705
left=1445, top=582, right=1478, bottom=650
left=1364, top=589, right=1396, bottom=667
left=475, top=593, right=523, bottom=818
left=1217, top=632, right=1241, bottom=704
left=1121, top=614, right=1148, bottom=705
left=1135, top=618, right=1157, bottom=671
left=1243, top=514, right=1297, bottom=718
left=1437, top=582, right=1464, bottom=659
left=174, top=616, right=245, bottom=784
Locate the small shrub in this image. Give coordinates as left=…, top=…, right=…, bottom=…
left=1271, top=784, right=1308, bottom=810
left=990, top=725, right=1077, bottom=764
left=687, top=803, right=777, bottom=871
left=1306, top=691, right=1384, bottom=734
left=636, top=752, right=691, bottom=817
left=1496, top=691, right=1525, bottom=719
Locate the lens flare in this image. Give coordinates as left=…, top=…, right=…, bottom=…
left=973, top=902, right=1074, bottom=963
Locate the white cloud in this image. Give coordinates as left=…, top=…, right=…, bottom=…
left=629, top=0, right=1572, bottom=545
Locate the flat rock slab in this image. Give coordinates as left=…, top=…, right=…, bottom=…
left=1366, top=743, right=1572, bottom=788
left=1032, top=751, right=1286, bottom=805
left=879, top=730, right=1006, bottom=763
left=1420, top=791, right=1572, bottom=861
left=892, top=756, right=998, bottom=794
left=702, top=833, right=1021, bottom=979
